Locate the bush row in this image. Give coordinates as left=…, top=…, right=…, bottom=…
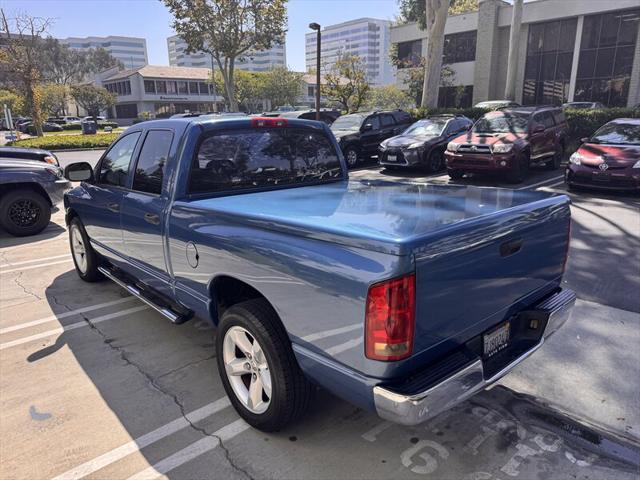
left=7, top=133, right=120, bottom=150
left=60, top=121, right=119, bottom=131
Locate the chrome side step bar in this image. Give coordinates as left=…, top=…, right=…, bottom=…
left=98, top=266, right=192, bottom=324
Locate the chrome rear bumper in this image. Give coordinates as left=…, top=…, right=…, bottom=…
left=373, top=288, right=576, bottom=426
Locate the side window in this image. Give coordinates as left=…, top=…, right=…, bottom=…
left=381, top=114, right=396, bottom=127
left=541, top=112, right=556, bottom=129
left=366, top=116, right=381, bottom=130
left=132, top=130, right=173, bottom=195
left=532, top=114, right=545, bottom=129
left=98, top=132, right=141, bottom=187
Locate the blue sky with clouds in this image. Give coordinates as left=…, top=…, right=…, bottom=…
left=3, top=0, right=400, bottom=71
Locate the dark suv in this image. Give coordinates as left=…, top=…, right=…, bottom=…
left=330, top=110, right=412, bottom=167
left=445, top=106, right=569, bottom=183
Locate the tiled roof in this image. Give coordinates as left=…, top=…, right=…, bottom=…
left=103, top=65, right=212, bottom=81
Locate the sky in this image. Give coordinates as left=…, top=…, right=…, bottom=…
left=1, top=0, right=400, bottom=71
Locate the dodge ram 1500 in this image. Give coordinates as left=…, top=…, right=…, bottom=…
left=63, top=116, right=575, bottom=431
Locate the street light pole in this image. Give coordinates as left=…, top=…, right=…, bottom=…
left=309, top=22, right=321, bottom=121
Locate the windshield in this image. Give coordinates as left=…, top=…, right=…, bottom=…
left=331, top=115, right=364, bottom=131
left=473, top=112, right=529, bottom=134
left=590, top=123, right=640, bottom=145
left=190, top=127, right=343, bottom=194
left=403, top=119, right=448, bottom=136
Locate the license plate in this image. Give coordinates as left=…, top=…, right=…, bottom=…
left=386, top=154, right=397, bottom=162
left=483, top=322, right=510, bottom=357
left=592, top=172, right=611, bottom=182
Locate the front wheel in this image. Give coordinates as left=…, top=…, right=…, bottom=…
left=506, top=152, right=530, bottom=184
left=545, top=144, right=563, bottom=170
left=69, top=217, right=104, bottom=282
left=216, top=299, right=311, bottom=431
left=425, top=149, right=445, bottom=173
left=0, top=189, right=51, bottom=237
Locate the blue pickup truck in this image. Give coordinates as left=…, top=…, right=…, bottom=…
left=63, top=116, right=575, bottom=431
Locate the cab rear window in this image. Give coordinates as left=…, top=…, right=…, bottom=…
left=189, top=127, right=343, bottom=194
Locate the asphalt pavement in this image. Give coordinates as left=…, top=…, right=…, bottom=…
left=1, top=153, right=638, bottom=479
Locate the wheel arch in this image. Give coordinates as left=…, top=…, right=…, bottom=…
left=0, top=182, right=52, bottom=206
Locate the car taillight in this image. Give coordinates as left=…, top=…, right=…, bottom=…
left=44, top=155, right=58, bottom=165
left=251, top=117, right=288, bottom=128
left=365, top=273, right=415, bottom=361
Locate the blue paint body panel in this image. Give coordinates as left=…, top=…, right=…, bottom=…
left=64, top=117, right=571, bottom=413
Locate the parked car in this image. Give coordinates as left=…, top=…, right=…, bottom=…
left=82, top=116, right=107, bottom=123
left=15, top=118, right=33, bottom=133
left=0, top=147, right=60, bottom=166
left=330, top=110, right=413, bottom=167
left=379, top=115, right=473, bottom=172
left=474, top=100, right=520, bottom=109
left=278, top=109, right=341, bottom=125
left=63, top=115, right=575, bottom=431
left=24, top=121, right=64, bottom=135
left=445, top=106, right=569, bottom=183
left=0, top=158, right=70, bottom=236
left=562, top=101, right=605, bottom=110
left=565, top=118, right=640, bottom=191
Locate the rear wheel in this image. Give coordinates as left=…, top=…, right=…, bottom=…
left=216, top=298, right=311, bottom=431
left=447, top=169, right=464, bottom=180
left=506, top=152, right=530, bottom=184
left=0, top=189, right=51, bottom=237
left=545, top=144, right=563, bottom=170
left=426, top=149, right=445, bottom=173
left=344, top=146, right=360, bottom=168
left=69, top=217, right=104, bottom=282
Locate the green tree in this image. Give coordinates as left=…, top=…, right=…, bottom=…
left=162, top=0, right=287, bottom=112
left=212, top=69, right=267, bottom=112
left=366, top=85, right=413, bottom=110
left=39, top=83, right=70, bottom=117
left=0, top=10, right=51, bottom=136
left=0, top=89, right=24, bottom=116
left=321, top=54, right=370, bottom=113
left=263, top=67, right=303, bottom=109
left=399, top=0, right=478, bottom=25
left=70, top=84, right=116, bottom=124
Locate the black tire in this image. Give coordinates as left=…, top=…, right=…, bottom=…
left=69, top=217, right=104, bottom=282
left=384, top=165, right=403, bottom=172
left=343, top=146, right=360, bottom=168
left=506, top=152, right=530, bottom=184
left=545, top=144, right=563, bottom=170
left=0, top=189, right=51, bottom=237
left=426, top=149, right=445, bottom=173
left=447, top=169, right=464, bottom=180
left=216, top=298, right=312, bottom=432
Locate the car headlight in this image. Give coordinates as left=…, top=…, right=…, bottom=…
left=406, top=142, right=423, bottom=150
left=569, top=153, right=582, bottom=165
left=447, top=142, right=460, bottom=152
left=491, top=144, right=513, bottom=154
left=379, top=141, right=388, bottom=151
left=633, top=160, right=640, bottom=169
left=46, top=167, right=64, bottom=179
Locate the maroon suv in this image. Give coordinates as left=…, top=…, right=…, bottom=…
left=445, top=106, right=568, bottom=183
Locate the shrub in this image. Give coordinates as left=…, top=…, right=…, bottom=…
left=408, top=107, right=490, bottom=121
left=7, top=132, right=120, bottom=150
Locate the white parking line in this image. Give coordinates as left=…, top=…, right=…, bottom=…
left=326, top=337, right=362, bottom=355
left=125, top=419, right=249, bottom=480
left=0, top=305, right=148, bottom=350
left=0, top=253, right=71, bottom=268
left=0, top=258, right=73, bottom=274
left=301, top=323, right=360, bottom=342
left=52, top=397, right=231, bottom=480
left=517, top=175, right=564, bottom=190
left=0, top=297, right=136, bottom=335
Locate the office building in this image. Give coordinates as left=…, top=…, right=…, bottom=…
left=60, top=35, right=148, bottom=69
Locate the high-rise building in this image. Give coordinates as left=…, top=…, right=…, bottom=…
left=59, top=36, right=148, bottom=69
left=305, top=18, right=395, bottom=86
left=167, top=35, right=286, bottom=72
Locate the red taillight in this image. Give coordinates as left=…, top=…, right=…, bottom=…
left=251, top=117, right=288, bottom=128
left=365, top=273, right=416, bottom=361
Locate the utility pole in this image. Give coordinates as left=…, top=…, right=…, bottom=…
left=504, top=0, right=523, bottom=101
left=309, top=23, right=321, bottom=120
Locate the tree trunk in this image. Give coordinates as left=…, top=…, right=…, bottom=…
left=504, top=0, right=523, bottom=101
left=420, top=0, right=449, bottom=109
left=226, top=59, right=238, bottom=112
left=25, top=83, right=44, bottom=137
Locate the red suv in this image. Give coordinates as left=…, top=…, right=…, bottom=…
left=444, top=106, right=568, bottom=183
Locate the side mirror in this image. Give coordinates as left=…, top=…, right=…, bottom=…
left=532, top=124, right=546, bottom=134
left=362, top=123, right=373, bottom=132
left=580, top=137, right=590, bottom=144
left=65, top=162, right=94, bottom=182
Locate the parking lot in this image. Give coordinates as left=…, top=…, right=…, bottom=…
left=1, top=150, right=639, bottom=479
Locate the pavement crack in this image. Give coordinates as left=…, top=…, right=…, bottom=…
left=155, top=354, right=217, bottom=381
left=76, top=314, right=252, bottom=479
left=13, top=271, right=43, bottom=301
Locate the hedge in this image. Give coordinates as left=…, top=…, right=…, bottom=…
left=7, top=132, right=120, bottom=150
left=61, top=121, right=119, bottom=131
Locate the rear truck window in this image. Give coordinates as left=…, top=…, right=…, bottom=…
left=189, top=126, right=343, bottom=194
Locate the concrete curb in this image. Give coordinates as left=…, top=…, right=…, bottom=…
left=50, top=147, right=107, bottom=153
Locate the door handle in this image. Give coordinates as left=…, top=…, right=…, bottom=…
left=144, top=213, right=160, bottom=225
left=500, top=238, right=523, bottom=257
left=107, top=203, right=119, bottom=213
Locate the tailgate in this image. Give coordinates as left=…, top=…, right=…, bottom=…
left=412, top=196, right=571, bottom=356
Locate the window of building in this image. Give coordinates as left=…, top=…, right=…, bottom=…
left=189, top=82, right=199, bottom=95
left=98, top=132, right=141, bottom=187
left=443, top=31, right=476, bottom=64
left=199, top=82, right=209, bottom=95
left=115, top=104, right=138, bottom=119
left=307, top=86, right=315, bottom=96
left=177, top=81, right=189, bottom=95
left=156, top=81, right=167, bottom=94
left=166, top=81, right=177, bottom=95
left=132, top=130, right=173, bottom=195
left=144, top=80, right=156, bottom=94
left=523, top=18, right=577, bottom=105
left=438, top=85, right=474, bottom=108
left=396, top=40, right=422, bottom=68
left=575, top=9, right=639, bottom=107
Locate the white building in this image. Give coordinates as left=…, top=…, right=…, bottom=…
left=391, top=0, right=640, bottom=108
left=167, top=35, right=286, bottom=72
left=305, top=18, right=396, bottom=87
left=59, top=36, right=148, bottom=69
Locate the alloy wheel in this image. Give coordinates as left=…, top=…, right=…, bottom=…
left=8, top=199, right=40, bottom=228
left=70, top=224, right=88, bottom=274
